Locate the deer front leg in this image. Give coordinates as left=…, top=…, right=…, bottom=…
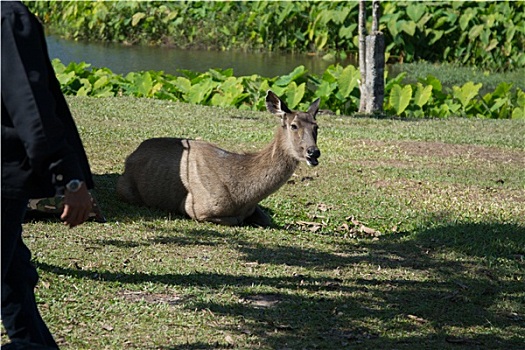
left=205, top=215, right=244, bottom=226
left=243, top=205, right=272, bottom=227
left=203, top=206, right=271, bottom=227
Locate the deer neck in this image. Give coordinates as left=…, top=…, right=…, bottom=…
left=241, top=127, right=298, bottom=203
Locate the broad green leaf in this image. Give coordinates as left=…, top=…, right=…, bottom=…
left=131, top=12, right=146, bottom=26
left=211, top=77, right=245, bottom=107
left=337, top=65, right=359, bottom=99
left=259, top=80, right=271, bottom=94
left=315, top=80, right=337, bottom=100
left=151, top=82, right=163, bottom=96
left=56, top=71, right=76, bottom=86
left=468, top=24, right=484, bottom=40
left=490, top=97, right=509, bottom=112
left=339, top=24, right=356, bottom=39
left=429, top=30, right=443, bottom=45
left=268, top=85, right=286, bottom=98
left=446, top=101, right=462, bottom=114
left=76, top=78, right=91, bottom=96
left=51, top=59, right=66, bottom=74
left=406, top=4, right=426, bottom=23
left=417, top=13, right=432, bottom=30
left=187, top=79, right=217, bottom=104
left=321, top=65, right=340, bottom=84
left=92, top=87, right=115, bottom=98
left=486, top=39, right=498, bottom=52
left=419, top=75, right=442, bottom=92
left=459, top=10, right=475, bottom=31
left=135, top=72, right=153, bottom=97
left=172, top=77, right=191, bottom=94
left=315, top=33, right=329, bottom=51
left=511, top=106, right=525, bottom=119
left=331, top=7, right=350, bottom=24
left=480, top=28, right=490, bottom=45
left=492, top=82, right=513, bottom=98
left=399, top=20, right=416, bottom=36
left=516, top=89, right=525, bottom=107
left=274, top=65, right=307, bottom=87
left=285, top=82, right=306, bottom=109
left=385, top=72, right=406, bottom=93
left=413, top=83, right=433, bottom=108
left=93, top=76, right=109, bottom=91
left=208, top=68, right=234, bottom=82
left=389, top=84, right=412, bottom=115
left=453, top=82, right=482, bottom=107
left=387, top=14, right=400, bottom=38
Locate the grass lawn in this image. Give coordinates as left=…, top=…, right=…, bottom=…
left=3, top=96, right=524, bottom=349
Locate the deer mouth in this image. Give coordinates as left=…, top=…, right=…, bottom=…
left=306, top=147, right=320, bottom=167
left=306, top=156, right=319, bottom=167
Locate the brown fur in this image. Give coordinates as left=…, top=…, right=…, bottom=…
left=116, top=91, right=320, bottom=226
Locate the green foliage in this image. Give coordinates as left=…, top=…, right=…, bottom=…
left=388, top=84, right=412, bottom=115
left=26, top=1, right=524, bottom=70
left=52, top=59, right=524, bottom=119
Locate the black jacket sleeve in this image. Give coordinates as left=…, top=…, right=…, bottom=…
left=1, top=2, right=93, bottom=198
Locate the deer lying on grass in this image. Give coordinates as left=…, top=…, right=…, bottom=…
left=116, top=90, right=320, bottom=227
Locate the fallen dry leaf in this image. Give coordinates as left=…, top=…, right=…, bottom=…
left=101, top=323, right=114, bottom=332
left=224, top=334, right=235, bottom=345
left=339, top=216, right=382, bottom=237
left=407, top=314, right=428, bottom=324
left=317, top=203, right=332, bottom=212
left=243, top=294, right=281, bottom=308
left=360, top=224, right=381, bottom=236
left=296, top=220, right=326, bottom=233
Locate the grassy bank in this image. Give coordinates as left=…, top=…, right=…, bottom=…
left=2, top=97, right=524, bottom=349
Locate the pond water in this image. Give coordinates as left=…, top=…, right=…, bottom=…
left=46, top=35, right=356, bottom=77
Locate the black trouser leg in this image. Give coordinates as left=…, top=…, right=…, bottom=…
left=1, top=198, right=58, bottom=349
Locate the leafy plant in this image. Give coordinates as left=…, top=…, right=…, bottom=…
left=27, top=1, right=525, bottom=70
left=388, top=84, right=412, bottom=115
left=51, top=59, right=524, bottom=119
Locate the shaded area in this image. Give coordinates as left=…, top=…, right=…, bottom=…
left=36, top=221, right=525, bottom=349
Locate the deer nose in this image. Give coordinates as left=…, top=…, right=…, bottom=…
left=307, top=147, right=321, bottom=159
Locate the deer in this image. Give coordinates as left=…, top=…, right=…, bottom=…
left=116, top=90, right=320, bottom=227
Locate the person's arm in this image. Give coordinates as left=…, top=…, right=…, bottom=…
left=2, top=3, right=92, bottom=227
left=61, top=181, right=92, bottom=228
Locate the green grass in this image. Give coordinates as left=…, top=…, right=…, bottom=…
left=3, top=96, right=524, bottom=349
left=389, top=61, right=525, bottom=94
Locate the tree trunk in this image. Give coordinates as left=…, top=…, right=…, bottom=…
left=372, top=0, right=380, bottom=32
left=358, top=0, right=367, bottom=113
left=358, top=0, right=384, bottom=114
left=364, top=33, right=385, bottom=113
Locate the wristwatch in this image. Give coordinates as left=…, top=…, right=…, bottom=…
left=66, top=179, right=83, bottom=193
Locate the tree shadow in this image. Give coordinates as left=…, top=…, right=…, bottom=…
left=36, top=221, right=524, bottom=349
left=89, top=173, right=170, bottom=222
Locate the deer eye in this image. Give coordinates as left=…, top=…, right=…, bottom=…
left=290, top=124, right=298, bottom=131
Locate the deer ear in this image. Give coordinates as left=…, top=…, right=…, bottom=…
left=307, top=98, right=321, bottom=119
left=266, top=90, right=292, bottom=116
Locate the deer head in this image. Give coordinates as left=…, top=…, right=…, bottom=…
left=265, top=90, right=321, bottom=166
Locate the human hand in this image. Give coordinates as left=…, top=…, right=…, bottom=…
left=60, top=182, right=93, bottom=228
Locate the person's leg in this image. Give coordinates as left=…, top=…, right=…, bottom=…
left=1, top=198, right=59, bottom=348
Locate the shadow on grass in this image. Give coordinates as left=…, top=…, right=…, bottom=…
left=90, top=173, right=169, bottom=221
left=36, top=219, right=524, bottom=349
